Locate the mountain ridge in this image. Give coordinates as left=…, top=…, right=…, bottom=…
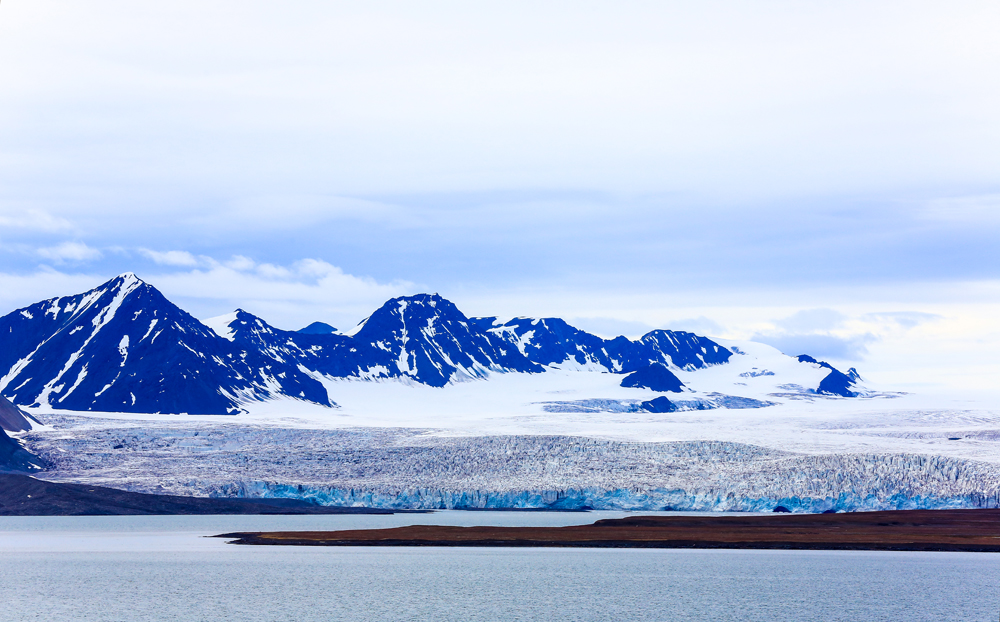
left=0, top=274, right=862, bottom=414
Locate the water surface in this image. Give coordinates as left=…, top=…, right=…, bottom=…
left=2, top=512, right=998, bottom=621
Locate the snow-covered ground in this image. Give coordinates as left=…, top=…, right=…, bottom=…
left=14, top=339, right=1000, bottom=511
left=21, top=340, right=1000, bottom=463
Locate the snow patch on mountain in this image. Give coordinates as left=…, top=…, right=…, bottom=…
left=202, top=312, right=238, bottom=341
left=0, top=274, right=874, bottom=419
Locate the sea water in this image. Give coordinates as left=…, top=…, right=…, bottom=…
left=1, top=512, right=999, bottom=621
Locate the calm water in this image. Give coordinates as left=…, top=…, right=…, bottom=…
left=2, top=512, right=999, bottom=621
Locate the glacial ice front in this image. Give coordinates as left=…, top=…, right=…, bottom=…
left=23, top=415, right=1000, bottom=513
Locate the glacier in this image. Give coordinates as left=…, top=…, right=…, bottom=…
left=21, top=414, right=1000, bottom=513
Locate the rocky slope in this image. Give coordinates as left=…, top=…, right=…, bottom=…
left=1, top=274, right=862, bottom=414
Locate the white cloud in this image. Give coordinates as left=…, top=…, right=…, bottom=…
left=921, top=194, right=1000, bottom=225
left=255, top=263, right=293, bottom=280
left=224, top=255, right=255, bottom=271
left=0, top=209, right=73, bottom=233
left=750, top=307, right=945, bottom=363
left=774, top=308, right=846, bottom=333
left=3, top=1, right=1000, bottom=206
left=0, top=256, right=415, bottom=331
left=36, top=242, right=102, bottom=263
left=751, top=332, right=876, bottom=361
left=861, top=311, right=942, bottom=330
left=135, top=256, right=415, bottom=331
left=138, top=248, right=200, bottom=267
left=563, top=317, right=656, bottom=339
left=654, top=316, right=725, bottom=337
left=0, top=269, right=107, bottom=311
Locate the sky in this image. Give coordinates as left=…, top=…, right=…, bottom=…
left=1, top=1, right=999, bottom=390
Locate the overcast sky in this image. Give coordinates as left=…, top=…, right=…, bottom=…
left=1, top=1, right=998, bottom=390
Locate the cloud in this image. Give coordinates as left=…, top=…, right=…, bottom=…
left=566, top=317, right=656, bottom=339
left=751, top=308, right=870, bottom=361
left=751, top=332, right=876, bottom=361
left=0, top=269, right=106, bottom=312
left=921, top=194, right=1000, bottom=225
left=138, top=248, right=200, bottom=267
left=750, top=308, right=945, bottom=363
left=861, top=311, right=942, bottom=330
left=36, top=242, right=102, bottom=263
left=660, top=316, right=725, bottom=336
left=774, top=308, right=846, bottom=333
left=133, top=256, right=416, bottom=331
left=224, top=255, right=255, bottom=271
left=0, top=252, right=416, bottom=332
left=254, top=263, right=293, bottom=280
left=0, top=210, right=73, bottom=233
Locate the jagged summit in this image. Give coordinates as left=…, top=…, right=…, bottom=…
left=350, top=293, right=543, bottom=386
left=797, top=355, right=860, bottom=397
left=0, top=277, right=868, bottom=415
left=0, top=277, right=333, bottom=415
left=476, top=316, right=731, bottom=373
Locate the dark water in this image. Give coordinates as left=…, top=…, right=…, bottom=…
left=2, top=513, right=999, bottom=621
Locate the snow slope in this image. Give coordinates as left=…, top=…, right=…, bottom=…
left=8, top=273, right=994, bottom=512
left=0, top=275, right=332, bottom=414
left=2, top=274, right=862, bottom=415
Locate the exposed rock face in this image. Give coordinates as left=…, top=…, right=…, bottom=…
left=620, top=364, right=685, bottom=392
left=0, top=428, right=43, bottom=473
left=796, top=355, right=859, bottom=397
left=640, top=396, right=678, bottom=413
left=0, top=274, right=332, bottom=415
left=0, top=276, right=740, bottom=413
left=0, top=395, right=34, bottom=432
left=1, top=274, right=876, bottom=416
left=473, top=316, right=732, bottom=372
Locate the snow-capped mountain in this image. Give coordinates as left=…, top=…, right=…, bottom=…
left=474, top=316, right=731, bottom=372
left=0, top=274, right=864, bottom=415
left=0, top=274, right=332, bottom=414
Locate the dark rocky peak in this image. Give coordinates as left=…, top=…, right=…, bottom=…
left=352, top=294, right=540, bottom=386
left=220, top=309, right=283, bottom=349
left=0, top=428, right=44, bottom=473
left=298, top=321, right=337, bottom=335
left=796, top=355, right=860, bottom=397
left=633, top=330, right=733, bottom=371
left=1, top=273, right=213, bottom=378
left=352, top=294, right=477, bottom=345
left=481, top=317, right=608, bottom=367
left=620, top=363, right=686, bottom=393
left=480, top=317, right=732, bottom=373
left=354, top=294, right=463, bottom=336
left=0, top=276, right=334, bottom=414
left=0, top=395, right=36, bottom=433
left=640, top=396, right=678, bottom=413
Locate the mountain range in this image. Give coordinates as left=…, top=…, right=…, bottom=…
left=0, top=273, right=862, bottom=415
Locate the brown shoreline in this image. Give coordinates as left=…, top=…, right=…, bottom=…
left=215, top=509, right=1000, bottom=552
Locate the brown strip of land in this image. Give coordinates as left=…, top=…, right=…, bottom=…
left=216, top=509, right=1000, bottom=551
